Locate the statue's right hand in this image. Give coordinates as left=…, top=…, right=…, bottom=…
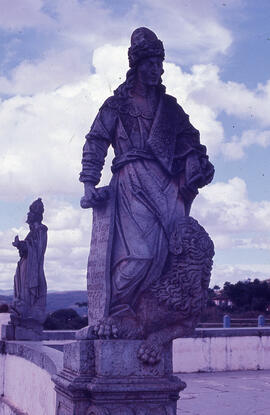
left=81, top=183, right=109, bottom=208
left=84, top=182, right=98, bottom=200
left=12, top=235, right=19, bottom=247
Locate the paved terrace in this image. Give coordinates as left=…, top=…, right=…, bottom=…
left=177, top=369, right=270, bottom=415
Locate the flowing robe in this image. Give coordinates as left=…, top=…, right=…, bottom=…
left=80, top=92, right=214, bottom=317
left=13, top=223, right=47, bottom=323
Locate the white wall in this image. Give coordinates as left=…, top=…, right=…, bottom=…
left=0, top=354, right=56, bottom=415
left=0, top=334, right=270, bottom=414
left=0, top=402, right=20, bottom=415
left=0, top=314, right=10, bottom=332
left=173, top=336, right=270, bottom=373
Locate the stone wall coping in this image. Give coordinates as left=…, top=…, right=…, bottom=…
left=194, top=327, right=270, bottom=338
left=0, top=327, right=269, bottom=378
left=0, top=396, right=28, bottom=415
left=42, top=330, right=76, bottom=340
left=0, top=340, right=63, bottom=375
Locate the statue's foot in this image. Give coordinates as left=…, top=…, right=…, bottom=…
left=76, top=325, right=97, bottom=340
left=93, top=319, right=119, bottom=339
left=76, top=319, right=119, bottom=340
left=137, top=341, right=162, bottom=365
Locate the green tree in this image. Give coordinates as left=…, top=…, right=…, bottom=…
left=223, top=279, right=270, bottom=312
left=44, top=308, right=88, bottom=330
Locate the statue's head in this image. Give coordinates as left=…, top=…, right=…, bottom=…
left=114, top=27, right=165, bottom=97
left=128, top=27, right=165, bottom=69
left=26, top=197, right=44, bottom=224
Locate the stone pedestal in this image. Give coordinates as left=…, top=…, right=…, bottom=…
left=1, top=321, right=43, bottom=341
left=53, top=340, right=186, bottom=415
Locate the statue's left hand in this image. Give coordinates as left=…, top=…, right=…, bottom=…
left=12, top=235, right=20, bottom=247
left=185, top=155, right=204, bottom=188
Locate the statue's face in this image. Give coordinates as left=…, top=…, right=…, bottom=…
left=136, top=56, right=163, bottom=87
left=26, top=211, right=36, bottom=224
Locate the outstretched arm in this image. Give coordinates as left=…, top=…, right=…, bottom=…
left=12, top=235, right=28, bottom=258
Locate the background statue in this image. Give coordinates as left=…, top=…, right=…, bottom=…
left=79, top=27, right=214, bottom=363
left=11, top=198, right=47, bottom=334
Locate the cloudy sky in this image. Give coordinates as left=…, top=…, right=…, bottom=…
left=0, top=0, right=270, bottom=291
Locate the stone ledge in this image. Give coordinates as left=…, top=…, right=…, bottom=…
left=0, top=396, right=28, bottom=415
left=194, top=327, right=270, bottom=338
left=0, top=340, right=63, bottom=375
left=42, top=330, right=76, bottom=341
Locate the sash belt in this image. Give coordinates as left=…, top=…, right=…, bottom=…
left=111, top=150, right=155, bottom=173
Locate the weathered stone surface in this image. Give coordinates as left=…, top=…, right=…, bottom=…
left=0, top=342, right=60, bottom=415
left=0, top=395, right=29, bottom=414
left=63, top=340, right=95, bottom=375
left=87, top=198, right=112, bottom=326
left=66, top=26, right=215, bottom=414
left=2, top=324, right=42, bottom=341
left=78, top=27, right=215, bottom=362
left=42, top=330, right=76, bottom=341
left=53, top=339, right=185, bottom=415
left=1, top=324, right=15, bottom=341
left=94, top=339, right=172, bottom=377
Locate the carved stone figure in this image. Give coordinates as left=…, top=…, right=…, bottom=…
left=10, top=198, right=47, bottom=337
left=53, top=27, right=214, bottom=415
left=79, top=28, right=214, bottom=359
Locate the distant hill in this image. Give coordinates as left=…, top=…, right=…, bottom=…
left=0, top=289, right=13, bottom=295
left=46, top=291, right=88, bottom=316
left=0, top=290, right=88, bottom=317
left=0, top=294, right=12, bottom=305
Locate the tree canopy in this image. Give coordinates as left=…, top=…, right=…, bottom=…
left=223, top=279, right=270, bottom=312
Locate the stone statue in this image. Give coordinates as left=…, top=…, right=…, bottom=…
left=10, top=198, right=47, bottom=338
left=53, top=27, right=214, bottom=415
left=79, top=27, right=214, bottom=362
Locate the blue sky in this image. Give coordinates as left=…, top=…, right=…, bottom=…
left=0, top=0, right=270, bottom=291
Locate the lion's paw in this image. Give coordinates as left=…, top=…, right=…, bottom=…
left=137, top=342, right=162, bottom=365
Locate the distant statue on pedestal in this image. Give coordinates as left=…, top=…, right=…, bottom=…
left=9, top=198, right=47, bottom=339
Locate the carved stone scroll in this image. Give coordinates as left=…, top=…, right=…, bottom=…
left=87, top=199, right=112, bottom=325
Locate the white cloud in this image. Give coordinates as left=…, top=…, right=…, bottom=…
left=190, top=176, right=270, bottom=274
left=164, top=63, right=270, bottom=158
left=234, top=237, right=270, bottom=251
left=2, top=41, right=270, bottom=204
left=0, top=0, right=235, bottom=97
left=222, top=130, right=270, bottom=160
left=189, top=64, right=270, bottom=128
left=163, top=62, right=225, bottom=157
left=0, top=48, right=91, bottom=95
left=212, top=263, right=270, bottom=288
left=193, top=177, right=270, bottom=234
left=0, top=44, right=129, bottom=201
left=0, top=198, right=92, bottom=291
left=92, top=45, right=128, bottom=93
left=131, top=0, right=233, bottom=64
left=0, top=0, right=55, bottom=30
left=0, top=81, right=95, bottom=200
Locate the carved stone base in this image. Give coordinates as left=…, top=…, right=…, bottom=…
left=1, top=323, right=43, bottom=341
left=53, top=340, right=186, bottom=415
